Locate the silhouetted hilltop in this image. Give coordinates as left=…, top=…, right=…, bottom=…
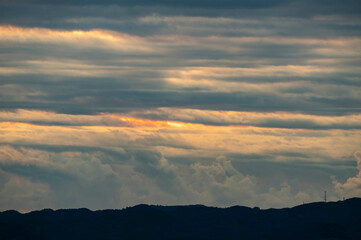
left=1, top=198, right=360, bottom=240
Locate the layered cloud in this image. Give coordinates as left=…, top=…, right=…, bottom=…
left=0, top=0, right=360, bottom=211
left=1, top=110, right=360, bottom=211
left=1, top=25, right=360, bottom=115
left=1, top=109, right=361, bottom=130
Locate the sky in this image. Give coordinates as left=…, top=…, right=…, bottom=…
left=0, top=0, right=361, bottom=211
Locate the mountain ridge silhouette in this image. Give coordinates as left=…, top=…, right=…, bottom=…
left=1, top=198, right=360, bottom=240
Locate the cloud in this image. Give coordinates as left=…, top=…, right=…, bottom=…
left=0, top=145, right=122, bottom=210
left=1, top=24, right=359, bottom=115
left=1, top=114, right=360, bottom=161
left=333, top=151, right=361, bottom=198
left=0, top=168, right=52, bottom=212
left=133, top=108, right=361, bottom=129
left=0, top=109, right=125, bottom=126
left=0, top=144, right=336, bottom=210
left=0, top=0, right=360, bottom=211
left=0, top=25, right=155, bottom=53
left=0, top=0, right=286, bottom=9
left=0, top=116, right=358, bottom=210
left=2, top=109, right=361, bottom=130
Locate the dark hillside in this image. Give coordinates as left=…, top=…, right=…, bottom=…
left=0, top=198, right=360, bottom=240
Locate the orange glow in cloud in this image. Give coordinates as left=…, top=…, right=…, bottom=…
left=119, top=117, right=190, bottom=128
left=1, top=119, right=360, bottom=160
left=2, top=109, right=361, bottom=130
left=0, top=25, right=154, bottom=53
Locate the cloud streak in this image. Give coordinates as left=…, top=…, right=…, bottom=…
left=1, top=24, right=360, bottom=115
left=1, top=109, right=361, bottom=130
left=0, top=0, right=360, bottom=210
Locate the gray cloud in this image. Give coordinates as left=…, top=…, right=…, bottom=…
left=0, top=0, right=360, bottom=34
left=1, top=124, right=359, bottom=208
left=0, top=0, right=288, bottom=9
left=0, top=145, right=123, bottom=210
left=333, top=151, right=361, bottom=198
left=2, top=144, right=354, bottom=210
left=1, top=18, right=360, bottom=116
left=0, top=0, right=360, bottom=211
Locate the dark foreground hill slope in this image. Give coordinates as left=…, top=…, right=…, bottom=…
left=0, top=198, right=360, bottom=240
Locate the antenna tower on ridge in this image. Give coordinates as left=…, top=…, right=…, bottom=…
left=324, top=191, right=327, bottom=202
